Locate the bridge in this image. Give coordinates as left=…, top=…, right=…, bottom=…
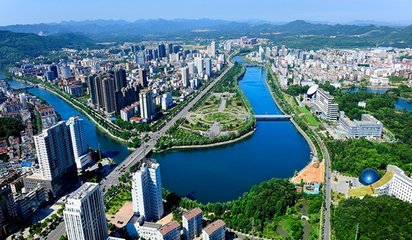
left=254, top=114, right=292, bottom=121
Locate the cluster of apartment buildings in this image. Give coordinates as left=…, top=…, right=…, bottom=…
left=265, top=47, right=412, bottom=88
left=62, top=160, right=226, bottom=240
left=9, top=40, right=226, bottom=124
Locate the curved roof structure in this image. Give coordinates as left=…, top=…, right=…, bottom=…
left=307, top=84, right=319, bottom=96
left=359, top=168, right=380, bottom=185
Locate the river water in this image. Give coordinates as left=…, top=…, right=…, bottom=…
left=152, top=58, right=311, bottom=203
left=5, top=77, right=130, bottom=163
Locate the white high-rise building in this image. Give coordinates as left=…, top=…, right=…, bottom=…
left=162, top=92, right=173, bottom=111
left=209, top=41, right=216, bottom=57
left=67, top=117, right=91, bottom=170
left=63, top=183, right=108, bottom=240
left=314, top=88, right=339, bottom=121
left=34, top=121, right=75, bottom=181
left=195, top=57, right=204, bottom=75
left=204, top=58, right=212, bottom=77
left=188, top=62, right=195, bottom=75
left=181, top=67, right=190, bottom=88
left=139, top=90, right=156, bottom=122
left=132, top=160, right=164, bottom=221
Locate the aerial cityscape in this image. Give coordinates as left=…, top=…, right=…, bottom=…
left=0, top=0, right=412, bottom=239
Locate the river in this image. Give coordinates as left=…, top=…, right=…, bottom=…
left=152, top=58, right=311, bottom=203
left=5, top=77, right=130, bottom=163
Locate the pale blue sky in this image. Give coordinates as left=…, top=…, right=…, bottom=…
left=1, top=0, right=411, bottom=26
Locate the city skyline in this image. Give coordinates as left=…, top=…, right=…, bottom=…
left=1, top=0, right=412, bottom=26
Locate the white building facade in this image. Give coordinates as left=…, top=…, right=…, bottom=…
left=63, top=183, right=108, bottom=240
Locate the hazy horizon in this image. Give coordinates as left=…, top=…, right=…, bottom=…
left=1, top=0, right=412, bottom=26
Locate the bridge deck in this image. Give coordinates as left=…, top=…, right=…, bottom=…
left=254, top=114, right=292, bottom=121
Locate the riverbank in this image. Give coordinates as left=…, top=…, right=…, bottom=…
left=10, top=76, right=132, bottom=146
left=154, top=128, right=255, bottom=153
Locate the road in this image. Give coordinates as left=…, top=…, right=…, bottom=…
left=47, top=60, right=234, bottom=239
left=319, top=137, right=332, bottom=240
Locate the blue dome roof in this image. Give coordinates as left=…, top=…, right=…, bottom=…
left=359, top=168, right=380, bottom=185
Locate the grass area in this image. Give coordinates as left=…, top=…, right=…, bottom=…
left=204, top=112, right=236, bottom=123
left=104, top=184, right=132, bottom=215
left=349, top=170, right=394, bottom=197
left=296, top=106, right=321, bottom=127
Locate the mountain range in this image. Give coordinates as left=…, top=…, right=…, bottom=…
left=1, top=19, right=412, bottom=70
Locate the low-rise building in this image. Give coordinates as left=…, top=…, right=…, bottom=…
left=183, top=208, right=203, bottom=240
left=158, top=220, right=181, bottom=240
left=376, top=165, right=412, bottom=203
left=338, top=111, right=383, bottom=138
left=202, top=220, right=225, bottom=240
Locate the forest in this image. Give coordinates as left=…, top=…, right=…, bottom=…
left=333, top=196, right=412, bottom=240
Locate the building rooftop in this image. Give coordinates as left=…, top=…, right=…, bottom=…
left=203, top=219, right=225, bottom=235
left=159, top=220, right=180, bottom=236
left=141, top=222, right=162, bottom=230
left=69, top=182, right=98, bottom=200
left=110, top=201, right=134, bottom=228
left=183, top=208, right=202, bottom=221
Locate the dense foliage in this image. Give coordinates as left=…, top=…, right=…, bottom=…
left=0, top=117, right=24, bottom=140
left=0, top=30, right=95, bottom=69
left=329, top=139, right=412, bottom=176
left=333, top=196, right=412, bottom=240
left=179, top=179, right=304, bottom=236
left=285, top=84, right=309, bottom=96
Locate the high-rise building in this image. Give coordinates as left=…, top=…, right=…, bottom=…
left=60, top=65, right=73, bottom=79
left=49, top=65, right=59, bottom=79
left=314, top=88, right=339, bottom=121
left=183, top=208, right=203, bottom=240
left=64, top=183, right=108, bottom=240
left=132, top=160, right=164, bottom=221
left=101, top=76, right=116, bottom=114
left=202, top=220, right=225, bottom=240
left=0, top=185, right=18, bottom=238
left=66, top=117, right=91, bottom=170
left=161, top=92, right=173, bottom=111
left=167, top=43, right=174, bottom=56
left=158, top=43, right=166, bottom=59
left=88, top=71, right=138, bottom=115
left=181, top=67, right=190, bottom=88
left=187, top=62, right=195, bottom=75
left=139, top=68, right=148, bottom=88
left=210, top=41, right=216, bottom=57
left=114, top=68, right=127, bottom=92
left=204, top=58, right=212, bottom=77
left=33, top=121, right=77, bottom=195
left=139, top=90, right=156, bottom=122
left=195, top=57, right=203, bottom=74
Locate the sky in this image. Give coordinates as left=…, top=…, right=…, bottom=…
left=1, top=0, right=412, bottom=26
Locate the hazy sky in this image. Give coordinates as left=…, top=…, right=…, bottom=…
left=1, top=0, right=411, bottom=26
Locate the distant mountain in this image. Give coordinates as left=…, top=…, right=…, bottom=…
left=1, top=19, right=411, bottom=48
left=0, top=31, right=95, bottom=70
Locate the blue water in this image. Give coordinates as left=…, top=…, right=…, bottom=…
left=6, top=79, right=130, bottom=163
left=395, top=98, right=412, bottom=111
left=152, top=62, right=311, bottom=203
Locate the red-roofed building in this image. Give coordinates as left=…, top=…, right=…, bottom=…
left=183, top=208, right=203, bottom=240
left=202, top=220, right=225, bottom=240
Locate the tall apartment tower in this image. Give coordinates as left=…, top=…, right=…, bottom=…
left=210, top=41, right=216, bottom=57
left=181, top=67, right=190, bottom=88
left=102, top=76, right=116, bottom=114
left=63, top=183, right=108, bottom=240
left=139, top=68, right=148, bottom=88
left=195, top=57, right=204, bottom=75
left=114, top=68, right=127, bottom=91
left=33, top=121, right=77, bottom=194
left=132, top=160, right=164, bottom=221
left=66, top=116, right=91, bottom=170
left=139, top=90, right=156, bottom=122
left=183, top=208, right=203, bottom=240
left=204, top=58, right=212, bottom=77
